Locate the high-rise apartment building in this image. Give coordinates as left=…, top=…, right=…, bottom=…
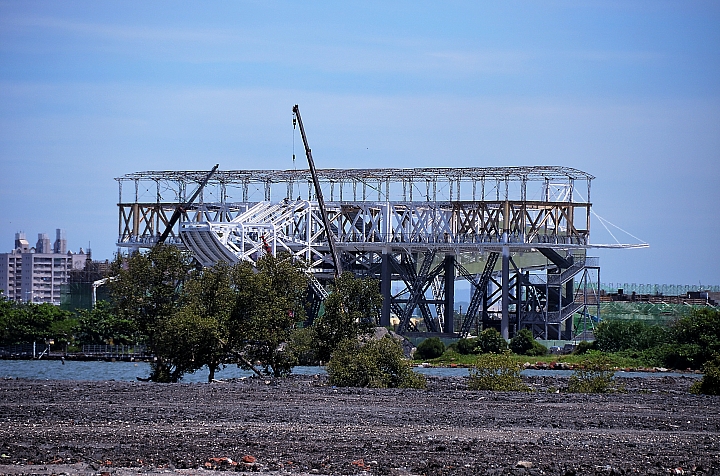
left=0, top=230, right=87, bottom=305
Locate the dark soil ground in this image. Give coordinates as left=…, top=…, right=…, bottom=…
left=0, top=375, right=718, bottom=475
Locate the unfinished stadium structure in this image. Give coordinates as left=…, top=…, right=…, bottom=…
left=115, top=165, right=645, bottom=340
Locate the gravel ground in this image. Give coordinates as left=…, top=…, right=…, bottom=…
left=0, top=375, right=718, bottom=475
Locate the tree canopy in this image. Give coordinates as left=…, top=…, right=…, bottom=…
left=0, top=298, right=74, bottom=347
left=106, top=249, right=309, bottom=381
left=327, top=337, right=425, bottom=389
left=230, top=255, right=309, bottom=377
left=108, top=244, right=195, bottom=381
left=312, top=272, right=382, bottom=363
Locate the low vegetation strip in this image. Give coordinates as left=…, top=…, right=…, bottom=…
left=2, top=244, right=719, bottom=395
left=415, top=308, right=720, bottom=394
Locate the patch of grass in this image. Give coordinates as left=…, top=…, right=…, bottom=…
left=468, top=351, right=529, bottom=392
left=413, top=348, right=477, bottom=365
left=414, top=349, right=588, bottom=367
left=413, top=347, right=653, bottom=370
left=508, top=352, right=646, bottom=369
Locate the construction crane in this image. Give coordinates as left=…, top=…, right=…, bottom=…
left=156, top=164, right=219, bottom=246
left=292, top=105, right=342, bottom=278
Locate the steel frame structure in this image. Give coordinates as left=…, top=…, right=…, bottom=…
left=116, top=166, right=640, bottom=339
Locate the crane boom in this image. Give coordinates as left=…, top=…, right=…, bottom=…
left=292, top=105, right=342, bottom=277
left=156, top=164, right=219, bottom=246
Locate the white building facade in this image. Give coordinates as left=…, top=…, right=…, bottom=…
left=0, top=230, right=87, bottom=305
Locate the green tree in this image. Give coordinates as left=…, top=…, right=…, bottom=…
left=690, top=354, right=720, bottom=395
left=312, top=272, right=382, bottom=363
left=415, top=337, right=445, bottom=359
left=0, top=301, right=74, bottom=346
left=327, top=337, right=426, bottom=388
left=646, top=343, right=704, bottom=369
left=151, top=309, right=222, bottom=382
left=108, top=244, right=194, bottom=382
left=476, top=328, right=508, bottom=354
left=653, top=308, right=720, bottom=369
left=105, top=247, right=311, bottom=381
left=175, top=261, right=237, bottom=382
left=75, top=300, right=138, bottom=345
left=0, top=294, right=14, bottom=344
left=595, top=319, right=669, bottom=353
left=671, top=308, right=720, bottom=364
left=231, top=254, right=308, bottom=377
left=573, top=340, right=597, bottom=355
left=49, top=315, right=78, bottom=350
left=455, top=337, right=478, bottom=355
left=288, top=326, right=318, bottom=365
left=509, top=329, right=547, bottom=356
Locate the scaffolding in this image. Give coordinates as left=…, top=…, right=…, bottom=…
left=116, top=166, right=645, bottom=339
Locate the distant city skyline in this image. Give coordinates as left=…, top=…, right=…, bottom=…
left=1, top=1, right=718, bottom=285
left=5, top=229, right=86, bottom=255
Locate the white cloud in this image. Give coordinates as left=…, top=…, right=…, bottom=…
left=3, top=16, right=236, bottom=43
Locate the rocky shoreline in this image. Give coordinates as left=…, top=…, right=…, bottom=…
left=0, top=375, right=718, bottom=475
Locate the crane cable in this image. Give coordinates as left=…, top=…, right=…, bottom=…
left=292, top=114, right=297, bottom=198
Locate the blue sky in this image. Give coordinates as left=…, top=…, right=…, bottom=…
left=1, top=1, right=718, bottom=285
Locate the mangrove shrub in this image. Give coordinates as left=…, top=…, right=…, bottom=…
left=477, top=328, right=508, bottom=354
left=455, top=337, right=477, bottom=355
left=690, top=354, right=720, bottom=395
left=457, top=329, right=507, bottom=355
left=468, top=351, right=528, bottom=391
left=567, top=352, right=616, bottom=393
left=327, top=337, right=426, bottom=389
left=594, top=319, right=669, bottom=353
left=312, top=272, right=382, bottom=363
left=509, top=329, right=547, bottom=356
left=415, top=337, right=445, bottom=360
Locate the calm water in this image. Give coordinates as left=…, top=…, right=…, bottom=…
left=0, top=360, right=700, bottom=382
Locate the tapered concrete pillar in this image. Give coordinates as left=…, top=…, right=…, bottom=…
left=380, top=249, right=391, bottom=327
left=444, top=254, right=455, bottom=334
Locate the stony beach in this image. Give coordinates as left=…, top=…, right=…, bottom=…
left=0, top=375, right=718, bottom=475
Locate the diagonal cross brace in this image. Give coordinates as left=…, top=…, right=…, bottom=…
left=457, top=252, right=499, bottom=337
left=391, top=250, right=444, bottom=333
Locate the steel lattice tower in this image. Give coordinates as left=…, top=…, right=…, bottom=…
left=116, top=166, right=643, bottom=339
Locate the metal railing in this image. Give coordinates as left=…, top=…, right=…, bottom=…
left=599, top=283, right=720, bottom=295
left=81, top=344, right=147, bottom=356
left=0, top=343, right=37, bottom=358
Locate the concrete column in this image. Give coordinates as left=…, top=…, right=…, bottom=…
left=444, top=254, right=455, bottom=334
left=380, top=249, right=391, bottom=327
left=563, top=278, right=575, bottom=339
left=562, top=316, right=573, bottom=340
left=566, top=279, right=574, bottom=307
left=501, top=242, right=510, bottom=340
